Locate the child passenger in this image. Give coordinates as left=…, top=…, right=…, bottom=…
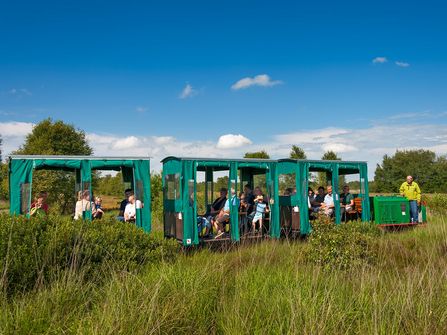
left=93, top=196, right=104, bottom=219
left=251, top=195, right=269, bottom=234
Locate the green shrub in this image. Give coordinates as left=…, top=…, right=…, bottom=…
left=0, top=214, right=179, bottom=294
left=305, top=216, right=381, bottom=269
left=424, top=193, right=447, bottom=215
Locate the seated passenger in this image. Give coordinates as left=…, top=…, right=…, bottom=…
left=30, top=191, right=48, bottom=216
left=197, top=216, right=212, bottom=238
left=251, top=194, right=269, bottom=234
left=207, top=188, right=228, bottom=217
left=74, top=190, right=92, bottom=220
left=93, top=196, right=104, bottom=220
left=320, top=186, right=335, bottom=216
left=310, top=186, right=325, bottom=212
left=239, top=192, right=248, bottom=212
left=213, top=188, right=239, bottom=239
left=30, top=192, right=48, bottom=217
left=340, top=185, right=354, bottom=221
left=117, top=189, right=133, bottom=222
left=124, top=193, right=142, bottom=223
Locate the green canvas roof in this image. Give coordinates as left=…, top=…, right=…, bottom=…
left=161, top=156, right=276, bottom=163
left=10, top=155, right=150, bottom=160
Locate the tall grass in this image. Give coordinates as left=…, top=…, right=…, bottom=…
left=1, top=215, right=447, bottom=334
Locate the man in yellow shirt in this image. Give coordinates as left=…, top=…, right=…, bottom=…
left=399, top=175, right=421, bottom=223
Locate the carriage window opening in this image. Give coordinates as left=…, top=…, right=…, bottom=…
left=165, top=174, right=180, bottom=200
left=188, top=179, right=195, bottom=207
left=20, top=183, right=31, bottom=215
left=279, top=173, right=296, bottom=196
left=135, top=180, right=144, bottom=201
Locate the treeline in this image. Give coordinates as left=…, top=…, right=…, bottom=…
left=1, top=119, right=447, bottom=209
left=374, top=150, right=447, bottom=193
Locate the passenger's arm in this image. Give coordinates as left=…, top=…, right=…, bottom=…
left=399, top=183, right=405, bottom=196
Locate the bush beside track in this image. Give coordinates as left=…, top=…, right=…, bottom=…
left=0, top=214, right=179, bottom=294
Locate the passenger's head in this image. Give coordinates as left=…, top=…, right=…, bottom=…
left=40, top=191, right=48, bottom=202
left=124, top=188, right=132, bottom=197
left=239, top=192, right=246, bottom=201
left=326, top=186, right=332, bottom=195
left=254, top=187, right=262, bottom=196
left=35, top=194, right=44, bottom=205
left=95, top=196, right=102, bottom=204
left=318, top=186, right=325, bottom=194
left=82, top=190, right=90, bottom=200
left=256, top=195, right=264, bottom=202
left=230, top=188, right=236, bottom=196
left=343, top=185, right=350, bottom=193
left=406, top=175, right=413, bottom=184
left=128, top=194, right=135, bottom=204
left=308, top=187, right=314, bottom=195
left=219, top=188, right=228, bottom=197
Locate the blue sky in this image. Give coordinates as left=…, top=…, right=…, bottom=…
left=1, top=0, right=446, bottom=173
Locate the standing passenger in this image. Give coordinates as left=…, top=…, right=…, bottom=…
left=399, top=175, right=421, bottom=223
left=251, top=195, right=269, bottom=234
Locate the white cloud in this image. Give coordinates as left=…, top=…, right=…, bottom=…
left=372, top=57, right=388, bottom=64
left=6, top=88, right=32, bottom=97
left=1, top=121, right=447, bottom=178
left=111, top=136, right=139, bottom=150
left=135, top=106, right=147, bottom=113
left=395, top=61, right=410, bottom=67
left=321, top=142, right=357, bottom=153
left=179, top=83, right=197, bottom=99
left=388, top=111, right=431, bottom=120
left=217, top=134, right=252, bottom=149
left=231, top=74, right=283, bottom=90
left=0, top=121, right=35, bottom=158
left=0, top=121, right=33, bottom=137
left=275, top=128, right=349, bottom=144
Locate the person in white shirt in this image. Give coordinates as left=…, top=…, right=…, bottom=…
left=74, top=190, right=93, bottom=220
left=124, top=193, right=143, bottom=222
left=320, top=185, right=335, bottom=216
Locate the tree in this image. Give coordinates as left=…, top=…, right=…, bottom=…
left=289, top=145, right=307, bottom=159
left=16, top=119, right=92, bottom=155
left=14, top=119, right=93, bottom=214
left=374, top=150, right=439, bottom=193
left=321, top=151, right=341, bottom=161
left=244, top=151, right=270, bottom=159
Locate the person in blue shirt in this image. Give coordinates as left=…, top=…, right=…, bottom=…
left=251, top=194, right=269, bottom=234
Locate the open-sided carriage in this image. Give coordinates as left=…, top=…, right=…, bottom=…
left=8, top=155, right=152, bottom=232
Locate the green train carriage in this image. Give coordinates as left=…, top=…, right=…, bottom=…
left=8, top=155, right=427, bottom=246
left=9, top=155, right=152, bottom=231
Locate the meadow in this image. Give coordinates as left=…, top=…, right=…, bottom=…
left=0, top=203, right=446, bottom=334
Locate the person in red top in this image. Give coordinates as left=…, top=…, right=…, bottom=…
left=30, top=191, right=49, bottom=216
